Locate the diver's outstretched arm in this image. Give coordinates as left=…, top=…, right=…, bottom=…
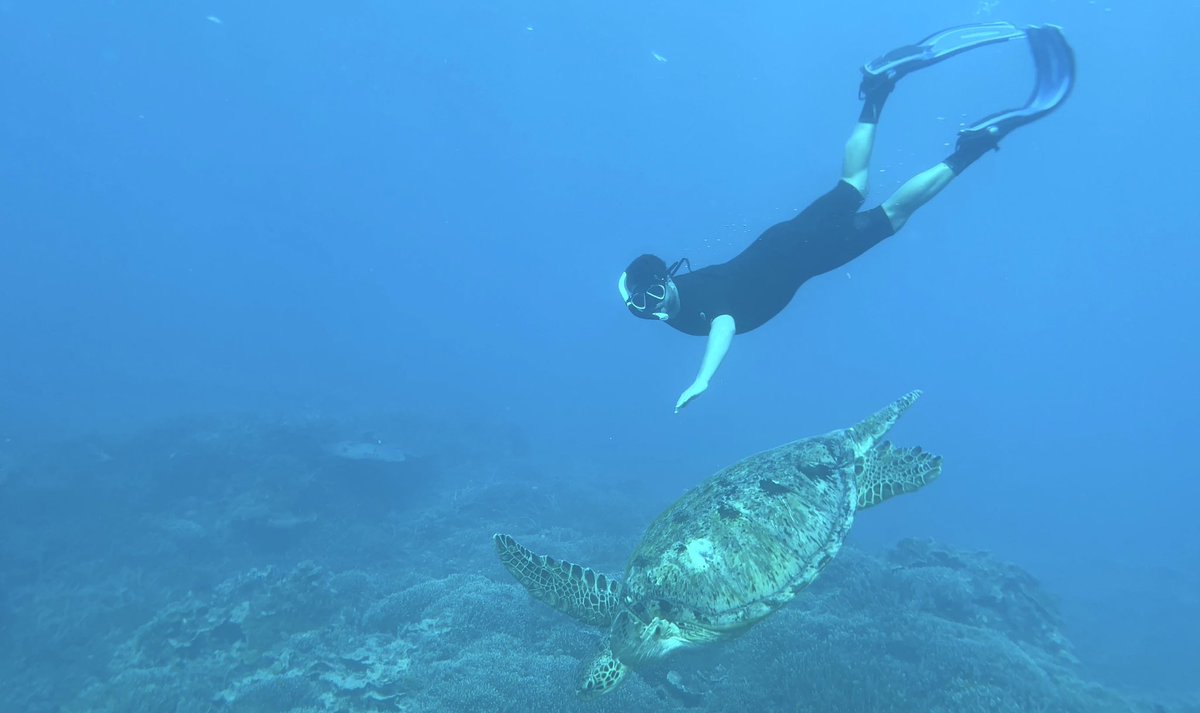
left=675, top=314, right=735, bottom=412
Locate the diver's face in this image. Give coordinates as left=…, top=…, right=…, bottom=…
left=640, top=279, right=678, bottom=320
left=620, top=272, right=678, bottom=321
left=654, top=279, right=680, bottom=320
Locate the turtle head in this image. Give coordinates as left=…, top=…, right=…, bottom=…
left=608, top=605, right=689, bottom=666
left=578, top=606, right=709, bottom=696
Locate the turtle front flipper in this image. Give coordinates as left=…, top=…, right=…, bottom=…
left=856, top=440, right=943, bottom=509
left=493, top=533, right=623, bottom=627
left=577, top=644, right=628, bottom=697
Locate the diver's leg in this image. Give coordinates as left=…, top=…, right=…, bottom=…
left=880, top=164, right=954, bottom=232
left=879, top=137, right=994, bottom=232
left=841, top=123, right=876, bottom=196
left=841, top=79, right=894, bottom=196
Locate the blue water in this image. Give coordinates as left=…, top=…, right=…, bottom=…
left=1, top=1, right=1197, bottom=710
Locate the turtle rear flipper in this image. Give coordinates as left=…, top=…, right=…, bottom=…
left=493, top=533, right=622, bottom=627
left=856, top=441, right=943, bottom=509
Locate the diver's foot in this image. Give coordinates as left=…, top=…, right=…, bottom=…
left=857, top=70, right=895, bottom=102
left=857, top=71, right=895, bottom=124
left=944, top=129, right=1000, bottom=175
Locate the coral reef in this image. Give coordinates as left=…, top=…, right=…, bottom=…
left=64, top=540, right=1166, bottom=713
left=0, top=414, right=1190, bottom=712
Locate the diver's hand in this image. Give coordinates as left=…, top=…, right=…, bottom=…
left=674, top=380, right=709, bottom=413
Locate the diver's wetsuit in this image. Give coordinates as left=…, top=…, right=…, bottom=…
left=666, top=181, right=895, bottom=336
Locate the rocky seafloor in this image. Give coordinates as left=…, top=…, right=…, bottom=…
left=0, top=414, right=1194, bottom=713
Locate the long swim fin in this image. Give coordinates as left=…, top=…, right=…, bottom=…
left=956, top=24, right=1076, bottom=151
left=860, top=21, right=1027, bottom=98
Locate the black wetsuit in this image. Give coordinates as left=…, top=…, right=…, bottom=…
left=666, top=181, right=895, bottom=336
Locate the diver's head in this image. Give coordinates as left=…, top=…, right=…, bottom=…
left=618, top=254, right=687, bottom=320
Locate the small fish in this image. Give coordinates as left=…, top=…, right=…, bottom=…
left=206, top=15, right=222, bottom=25
left=652, top=51, right=668, bottom=63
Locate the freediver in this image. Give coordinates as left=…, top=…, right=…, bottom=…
left=617, top=22, right=1076, bottom=411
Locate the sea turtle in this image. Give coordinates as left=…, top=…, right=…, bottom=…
left=493, top=390, right=943, bottom=695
